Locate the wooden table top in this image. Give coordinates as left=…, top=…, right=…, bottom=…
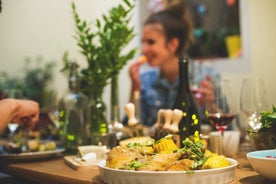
left=0, top=156, right=101, bottom=184
left=0, top=153, right=275, bottom=184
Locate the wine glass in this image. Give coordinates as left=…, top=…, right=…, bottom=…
left=7, top=123, right=19, bottom=138
left=240, top=77, right=269, bottom=132
left=205, top=79, right=237, bottom=155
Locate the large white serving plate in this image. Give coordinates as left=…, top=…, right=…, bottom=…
left=98, top=158, right=238, bottom=184
left=0, top=148, right=65, bottom=161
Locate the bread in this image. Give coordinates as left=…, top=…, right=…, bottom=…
left=77, top=145, right=107, bottom=159
left=119, top=136, right=155, bottom=146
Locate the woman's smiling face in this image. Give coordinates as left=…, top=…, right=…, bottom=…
left=141, top=24, right=176, bottom=67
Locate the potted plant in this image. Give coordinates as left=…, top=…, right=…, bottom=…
left=0, top=56, right=56, bottom=108
left=247, top=105, right=276, bottom=150
left=62, top=0, right=136, bottom=135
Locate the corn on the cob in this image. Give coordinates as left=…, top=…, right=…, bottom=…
left=140, top=146, right=154, bottom=155
left=154, top=134, right=179, bottom=153
left=204, top=149, right=215, bottom=157
left=202, top=154, right=230, bottom=169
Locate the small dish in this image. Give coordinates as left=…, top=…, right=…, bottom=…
left=247, top=149, right=276, bottom=181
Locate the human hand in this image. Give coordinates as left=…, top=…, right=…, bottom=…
left=129, top=57, right=146, bottom=91
left=12, top=99, right=39, bottom=130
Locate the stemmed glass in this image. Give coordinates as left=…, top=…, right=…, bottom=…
left=206, top=79, right=237, bottom=155
left=7, top=123, right=19, bottom=138
left=240, top=77, right=269, bottom=132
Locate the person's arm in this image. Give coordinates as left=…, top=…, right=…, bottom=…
left=0, top=98, right=39, bottom=133
left=128, top=56, right=148, bottom=103
left=128, top=61, right=143, bottom=103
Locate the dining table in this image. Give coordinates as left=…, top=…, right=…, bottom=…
left=0, top=150, right=275, bottom=184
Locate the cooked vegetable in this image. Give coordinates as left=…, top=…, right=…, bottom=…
left=202, top=154, right=230, bottom=169
left=106, top=134, right=231, bottom=171
left=178, top=138, right=207, bottom=169
left=154, top=134, right=179, bottom=153
left=3, top=142, right=22, bottom=154
left=179, top=138, right=204, bottom=161
left=125, top=160, right=147, bottom=170
left=27, top=139, right=40, bottom=151
left=126, top=137, right=154, bottom=155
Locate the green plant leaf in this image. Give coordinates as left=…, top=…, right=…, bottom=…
left=63, top=0, right=137, bottom=99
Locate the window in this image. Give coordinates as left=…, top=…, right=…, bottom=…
left=187, top=0, right=241, bottom=60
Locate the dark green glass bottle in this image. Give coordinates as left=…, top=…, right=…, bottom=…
left=172, top=57, right=201, bottom=144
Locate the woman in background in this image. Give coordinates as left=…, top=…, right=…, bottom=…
left=127, top=0, right=217, bottom=127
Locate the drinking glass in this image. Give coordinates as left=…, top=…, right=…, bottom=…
left=48, top=107, right=60, bottom=129
left=7, top=123, right=19, bottom=137
left=206, top=79, right=237, bottom=155
left=240, top=77, right=269, bottom=132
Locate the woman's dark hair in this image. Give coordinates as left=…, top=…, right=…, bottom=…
left=144, top=0, right=194, bottom=57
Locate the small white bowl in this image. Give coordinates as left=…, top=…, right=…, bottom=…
left=247, top=149, right=276, bottom=181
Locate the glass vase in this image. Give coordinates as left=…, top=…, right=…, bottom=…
left=110, top=75, right=120, bottom=129
left=89, top=96, right=107, bottom=134
left=90, top=95, right=119, bottom=148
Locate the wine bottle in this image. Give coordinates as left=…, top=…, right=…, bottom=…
left=172, top=57, right=201, bottom=143
left=61, top=62, right=90, bottom=153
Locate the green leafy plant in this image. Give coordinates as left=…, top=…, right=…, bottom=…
left=0, top=56, right=56, bottom=108
left=63, top=0, right=136, bottom=99
left=62, top=0, right=137, bottom=133
left=247, top=105, right=276, bottom=150
left=22, top=57, right=56, bottom=106
left=0, top=72, right=23, bottom=98
left=260, top=105, right=276, bottom=132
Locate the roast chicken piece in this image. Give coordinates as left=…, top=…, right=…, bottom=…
left=165, top=159, right=194, bottom=171
left=106, top=146, right=144, bottom=169
left=137, top=152, right=181, bottom=171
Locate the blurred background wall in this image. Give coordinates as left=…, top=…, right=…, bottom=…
left=0, top=0, right=276, bottom=120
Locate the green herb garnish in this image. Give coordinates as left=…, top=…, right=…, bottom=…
left=178, top=138, right=207, bottom=169
left=125, top=160, right=147, bottom=170
left=260, top=105, right=276, bottom=132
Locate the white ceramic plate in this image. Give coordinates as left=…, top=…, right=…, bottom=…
left=0, top=148, right=65, bottom=161
left=98, top=158, right=238, bottom=184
